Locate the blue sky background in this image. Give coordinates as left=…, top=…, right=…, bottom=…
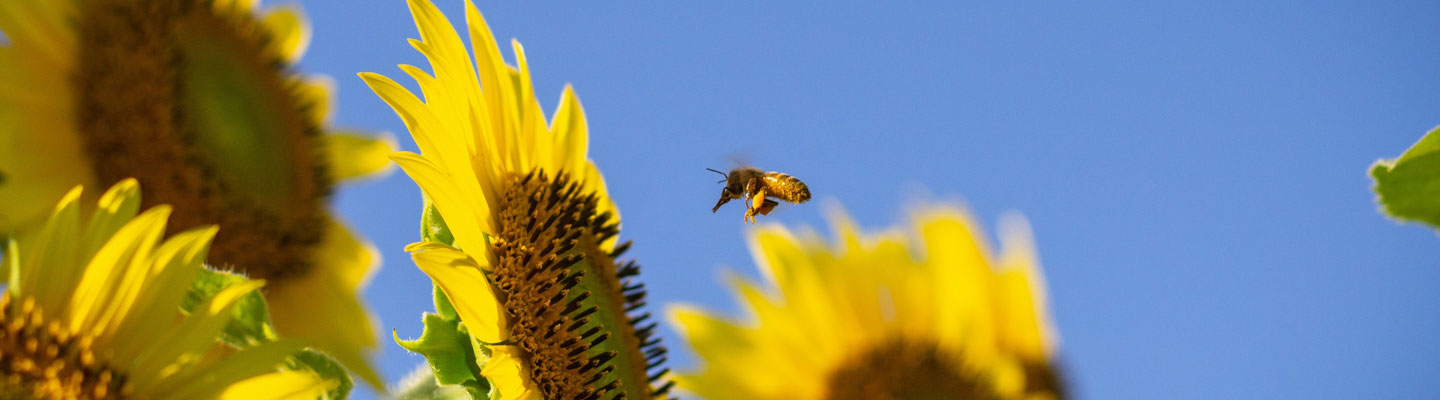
left=288, top=1, right=1440, bottom=398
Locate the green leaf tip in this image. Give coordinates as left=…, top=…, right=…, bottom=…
left=1371, top=125, right=1440, bottom=230
left=422, top=199, right=457, bottom=246
left=395, top=312, right=485, bottom=390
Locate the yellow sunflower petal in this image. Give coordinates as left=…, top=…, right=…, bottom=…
left=391, top=152, right=491, bottom=253
left=994, top=214, right=1056, bottom=361
left=0, top=109, right=91, bottom=239
left=580, top=161, right=619, bottom=250
left=670, top=305, right=819, bottom=399
left=0, top=0, right=84, bottom=236
left=916, top=209, right=998, bottom=364
left=79, top=178, right=143, bottom=258
left=482, top=346, right=542, bottom=400
left=211, top=0, right=259, bottom=15
left=291, top=77, right=334, bottom=125
left=406, top=0, right=490, bottom=159
left=324, top=130, right=398, bottom=181
left=219, top=370, right=336, bottom=400
left=549, top=85, right=588, bottom=176
left=156, top=339, right=307, bottom=400
left=724, top=272, right=829, bottom=375
left=459, top=0, right=519, bottom=172
left=259, top=5, right=310, bottom=63
left=264, top=214, right=381, bottom=388
left=358, top=73, right=450, bottom=169
left=748, top=227, right=843, bottom=349
left=17, top=185, right=85, bottom=309
left=361, top=72, right=490, bottom=215
left=510, top=39, right=544, bottom=172
left=408, top=241, right=506, bottom=343
left=68, top=205, right=172, bottom=340
left=112, top=226, right=216, bottom=362
left=0, top=0, right=74, bottom=63
left=131, top=279, right=266, bottom=392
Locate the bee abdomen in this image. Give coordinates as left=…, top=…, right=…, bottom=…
left=763, top=172, right=811, bottom=203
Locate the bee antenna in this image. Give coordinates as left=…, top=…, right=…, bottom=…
left=706, top=168, right=728, bottom=183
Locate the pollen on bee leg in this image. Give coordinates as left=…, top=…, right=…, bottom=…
left=742, top=189, right=769, bottom=223
left=757, top=199, right=778, bottom=216
left=749, top=189, right=768, bottom=211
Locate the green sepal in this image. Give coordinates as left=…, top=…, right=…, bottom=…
left=394, top=311, right=485, bottom=392
left=289, top=349, right=355, bottom=400
left=433, top=281, right=459, bottom=321
left=183, top=267, right=353, bottom=399
left=1371, top=125, right=1440, bottom=229
left=183, top=267, right=275, bottom=345
left=422, top=198, right=456, bottom=246
left=464, top=380, right=491, bottom=400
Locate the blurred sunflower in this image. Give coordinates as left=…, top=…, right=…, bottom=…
left=0, top=0, right=394, bottom=387
left=2, top=179, right=334, bottom=399
left=362, top=0, right=670, bottom=398
left=670, top=207, right=1067, bottom=400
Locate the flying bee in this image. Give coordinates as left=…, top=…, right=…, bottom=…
left=708, top=166, right=811, bottom=224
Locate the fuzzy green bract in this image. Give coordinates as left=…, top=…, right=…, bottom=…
left=185, top=268, right=354, bottom=399
left=393, top=201, right=490, bottom=399
left=1371, top=125, right=1440, bottom=230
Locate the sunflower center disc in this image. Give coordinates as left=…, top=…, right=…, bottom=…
left=490, top=170, right=616, bottom=398
left=75, top=0, right=329, bottom=281
left=485, top=170, right=672, bottom=398
left=824, top=340, right=992, bottom=400
left=0, top=294, right=129, bottom=399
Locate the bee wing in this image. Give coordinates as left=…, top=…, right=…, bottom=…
left=724, top=150, right=756, bottom=169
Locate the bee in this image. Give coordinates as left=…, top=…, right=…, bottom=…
left=708, top=166, right=811, bottom=223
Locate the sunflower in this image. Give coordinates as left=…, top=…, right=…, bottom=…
left=361, top=0, right=670, bottom=398
left=1, top=178, right=335, bottom=399
left=0, top=0, right=395, bottom=387
left=670, top=206, right=1067, bottom=400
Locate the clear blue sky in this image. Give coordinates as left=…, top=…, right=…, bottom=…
left=291, top=1, right=1440, bottom=398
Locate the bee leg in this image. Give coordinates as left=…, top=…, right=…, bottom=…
left=749, top=188, right=768, bottom=212
left=757, top=198, right=778, bottom=216
left=744, top=188, right=768, bottom=223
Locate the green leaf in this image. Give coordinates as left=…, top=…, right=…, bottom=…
left=422, top=199, right=456, bottom=246
left=1372, top=125, right=1440, bottom=229
left=290, top=350, right=355, bottom=400
left=395, top=312, right=484, bottom=389
left=183, top=267, right=275, bottom=345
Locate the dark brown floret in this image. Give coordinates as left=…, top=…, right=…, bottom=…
left=489, top=170, right=671, bottom=399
